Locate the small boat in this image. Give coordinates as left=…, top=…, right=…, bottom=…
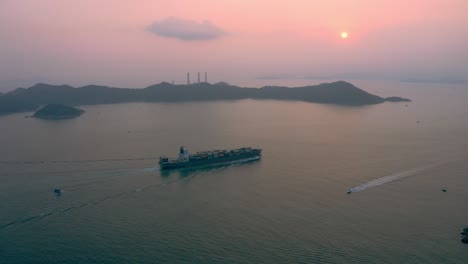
left=53, top=188, right=62, bottom=194
left=347, top=190, right=352, bottom=194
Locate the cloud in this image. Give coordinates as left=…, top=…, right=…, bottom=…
left=147, top=17, right=225, bottom=41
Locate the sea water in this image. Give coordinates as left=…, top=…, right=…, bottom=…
left=0, top=80, right=467, bottom=263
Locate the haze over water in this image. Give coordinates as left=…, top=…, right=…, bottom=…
left=1, top=0, right=467, bottom=89
left=1, top=80, right=467, bottom=263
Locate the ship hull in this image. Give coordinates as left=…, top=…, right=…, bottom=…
left=160, top=153, right=261, bottom=170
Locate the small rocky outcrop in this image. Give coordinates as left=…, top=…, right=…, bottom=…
left=460, top=228, right=468, bottom=244
left=384, top=96, right=412, bottom=102
left=32, top=104, right=84, bottom=120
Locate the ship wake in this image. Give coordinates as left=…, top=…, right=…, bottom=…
left=0, top=166, right=215, bottom=231
left=347, top=162, right=444, bottom=194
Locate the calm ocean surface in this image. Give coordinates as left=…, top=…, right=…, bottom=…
left=1, top=80, right=467, bottom=263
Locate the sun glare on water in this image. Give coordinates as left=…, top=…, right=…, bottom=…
left=340, top=32, right=348, bottom=39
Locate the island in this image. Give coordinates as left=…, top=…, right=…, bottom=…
left=0, top=81, right=411, bottom=115
left=32, top=104, right=84, bottom=120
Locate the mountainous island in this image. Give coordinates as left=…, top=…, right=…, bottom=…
left=0, top=81, right=410, bottom=115
left=32, top=104, right=85, bottom=120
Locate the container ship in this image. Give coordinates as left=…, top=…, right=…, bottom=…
left=159, top=146, right=262, bottom=170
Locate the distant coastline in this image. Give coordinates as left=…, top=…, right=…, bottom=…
left=0, top=81, right=410, bottom=115
left=401, top=78, right=466, bottom=85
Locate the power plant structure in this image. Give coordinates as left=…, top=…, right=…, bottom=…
left=186, top=72, right=208, bottom=85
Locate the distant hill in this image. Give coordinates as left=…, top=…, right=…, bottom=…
left=32, top=104, right=84, bottom=120
left=0, top=77, right=52, bottom=93
left=0, top=81, right=410, bottom=115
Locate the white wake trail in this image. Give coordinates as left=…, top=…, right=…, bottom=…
left=347, top=162, right=443, bottom=194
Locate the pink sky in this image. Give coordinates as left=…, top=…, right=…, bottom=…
left=0, top=0, right=467, bottom=88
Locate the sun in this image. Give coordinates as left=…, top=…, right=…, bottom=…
left=340, top=32, right=348, bottom=39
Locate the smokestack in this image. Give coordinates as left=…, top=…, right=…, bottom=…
left=187, top=72, right=190, bottom=85
left=205, top=72, right=207, bottom=83
left=198, top=72, right=200, bottom=84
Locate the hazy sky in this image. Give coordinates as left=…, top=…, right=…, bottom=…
left=1, top=0, right=467, bottom=88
